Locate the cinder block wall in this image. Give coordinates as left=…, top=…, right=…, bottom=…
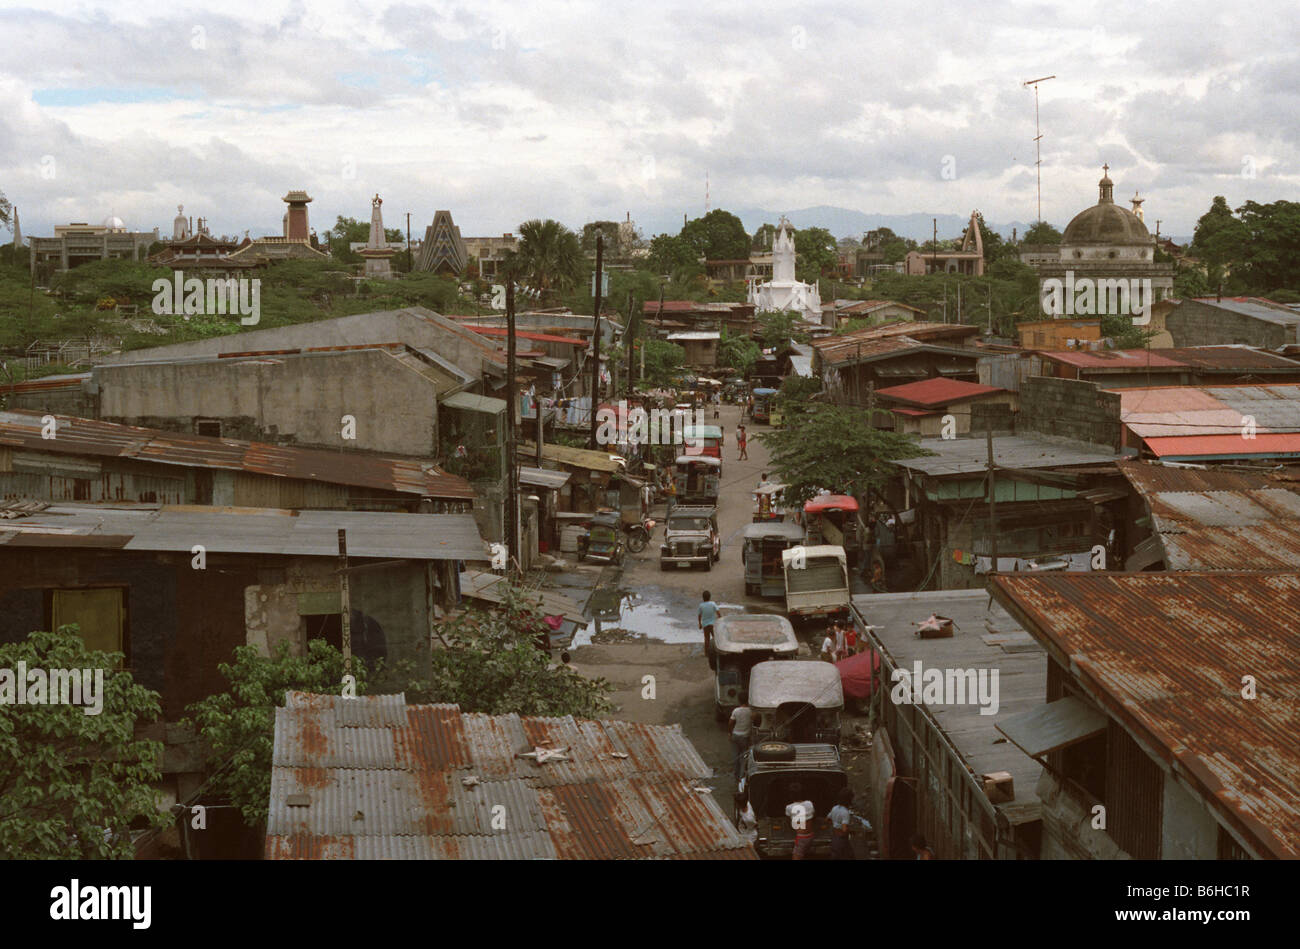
left=1165, top=301, right=1287, bottom=348
left=1018, top=377, right=1120, bottom=450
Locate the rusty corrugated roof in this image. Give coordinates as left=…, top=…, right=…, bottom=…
left=811, top=323, right=980, bottom=367
left=0, top=410, right=473, bottom=500
left=988, top=572, right=1300, bottom=859
left=267, top=692, right=754, bottom=860
left=1119, top=460, right=1300, bottom=569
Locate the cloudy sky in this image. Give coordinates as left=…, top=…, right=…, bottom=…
left=1, top=0, right=1297, bottom=242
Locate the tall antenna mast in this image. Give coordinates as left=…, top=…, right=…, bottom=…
left=1023, top=75, right=1056, bottom=223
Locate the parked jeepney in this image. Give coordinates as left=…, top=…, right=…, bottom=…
left=742, top=521, right=805, bottom=597
left=682, top=424, right=723, bottom=464
left=782, top=544, right=850, bottom=622
left=576, top=510, right=624, bottom=565
left=748, top=660, right=844, bottom=747
left=673, top=454, right=721, bottom=507
left=802, top=495, right=866, bottom=565
left=711, top=613, right=799, bottom=720
left=751, top=387, right=778, bottom=424
left=660, top=505, right=720, bottom=571
left=752, top=480, right=787, bottom=522
left=737, top=742, right=848, bottom=860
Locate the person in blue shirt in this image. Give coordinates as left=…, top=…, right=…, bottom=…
left=698, top=590, right=719, bottom=659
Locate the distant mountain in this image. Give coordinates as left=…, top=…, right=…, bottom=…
left=636, top=204, right=1031, bottom=244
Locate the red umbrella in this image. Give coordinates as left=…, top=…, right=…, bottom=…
left=835, top=649, right=881, bottom=701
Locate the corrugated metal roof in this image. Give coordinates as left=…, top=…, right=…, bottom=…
left=1143, top=434, right=1300, bottom=459
left=988, top=572, right=1300, bottom=859
left=0, top=504, right=488, bottom=560
left=518, top=465, right=571, bottom=489
left=1188, top=296, right=1300, bottom=326
left=0, top=410, right=474, bottom=500
left=469, top=327, right=587, bottom=347
left=875, top=377, right=1003, bottom=407
left=518, top=442, right=624, bottom=473
left=440, top=391, right=507, bottom=415
left=266, top=693, right=754, bottom=860
left=1117, top=384, right=1300, bottom=439
left=811, top=322, right=979, bottom=366
left=1118, top=460, right=1300, bottom=569
left=896, top=433, right=1119, bottom=477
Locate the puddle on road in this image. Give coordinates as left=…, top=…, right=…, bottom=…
left=573, top=585, right=780, bottom=648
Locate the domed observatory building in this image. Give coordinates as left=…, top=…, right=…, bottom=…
left=1036, top=167, right=1174, bottom=323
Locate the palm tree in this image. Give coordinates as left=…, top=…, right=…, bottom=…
left=502, top=218, right=585, bottom=301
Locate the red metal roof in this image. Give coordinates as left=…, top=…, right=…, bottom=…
left=468, top=327, right=586, bottom=346
left=804, top=494, right=858, bottom=512
left=0, top=410, right=474, bottom=500
left=875, top=377, right=1003, bottom=408
left=988, top=572, right=1300, bottom=859
left=1038, top=349, right=1186, bottom=369
left=1144, top=433, right=1300, bottom=458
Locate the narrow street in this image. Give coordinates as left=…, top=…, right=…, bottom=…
left=565, top=402, right=877, bottom=856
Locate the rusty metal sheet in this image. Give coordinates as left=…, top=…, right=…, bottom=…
left=989, top=572, right=1300, bottom=859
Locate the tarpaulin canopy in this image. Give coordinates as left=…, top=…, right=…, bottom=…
left=836, top=649, right=881, bottom=701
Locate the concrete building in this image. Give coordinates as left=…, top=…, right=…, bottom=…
left=1030, top=168, right=1174, bottom=318
left=1016, top=318, right=1101, bottom=351
left=29, top=217, right=159, bottom=277
left=820, top=299, right=925, bottom=331
left=875, top=377, right=1016, bottom=437
left=0, top=504, right=488, bottom=802
left=903, top=211, right=985, bottom=277
left=990, top=572, right=1300, bottom=859
left=852, top=589, right=1047, bottom=859
left=1164, top=296, right=1300, bottom=349
left=463, top=233, right=518, bottom=278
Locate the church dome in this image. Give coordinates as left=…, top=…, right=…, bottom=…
left=1062, top=168, right=1151, bottom=246
left=103, top=215, right=126, bottom=231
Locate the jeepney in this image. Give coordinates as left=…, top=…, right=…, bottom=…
left=748, top=660, right=844, bottom=747
left=673, top=454, right=721, bottom=507
left=660, top=505, right=720, bottom=571
left=752, top=480, right=788, bottom=522
left=803, top=495, right=866, bottom=565
left=711, top=613, right=799, bottom=720
left=750, top=387, right=778, bottom=424
left=682, top=424, right=723, bottom=464
left=576, top=510, right=624, bottom=565
left=782, top=544, right=850, bottom=621
left=742, top=521, right=805, bottom=597
left=737, top=742, right=848, bottom=860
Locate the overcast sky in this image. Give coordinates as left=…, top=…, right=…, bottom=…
left=1, top=0, right=1296, bottom=242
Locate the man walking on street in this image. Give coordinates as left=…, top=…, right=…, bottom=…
left=737, top=424, right=749, bottom=461
left=729, top=701, right=752, bottom=782
left=699, top=590, right=719, bottom=663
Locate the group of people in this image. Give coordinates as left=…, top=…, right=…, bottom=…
left=734, top=783, right=856, bottom=860
left=819, top=618, right=858, bottom=663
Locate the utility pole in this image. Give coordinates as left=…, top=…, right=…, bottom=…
left=1023, top=75, right=1056, bottom=223
left=338, top=530, right=352, bottom=676
left=406, top=212, right=412, bottom=272
left=589, top=232, right=604, bottom=450
left=505, top=281, right=519, bottom=573
left=625, top=289, right=635, bottom=397
left=932, top=218, right=937, bottom=274
left=986, top=415, right=998, bottom=570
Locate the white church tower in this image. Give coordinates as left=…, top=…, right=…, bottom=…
left=747, top=216, right=822, bottom=323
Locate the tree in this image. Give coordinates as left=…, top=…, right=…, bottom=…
left=718, top=329, right=760, bottom=376
left=0, top=626, right=167, bottom=858
left=0, top=189, right=12, bottom=231
left=504, top=218, right=586, bottom=299
left=864, top=227, right=917, bottom=264
left=581, top=221, right=622, bottom=256
left=1021, top=221, right=1062, bottom=245
left=970, top=212, right=1010, bottom=262
left=757, top=310, right=809, bottom=350
left=326, top=215, right=403, bottom=262
left=680, top=209, right=749, bottom=261
left=1101, top=312, right=1156, bottom=350
left=642, top=339, right=685, bottom=385
left=794, top=226, right=838, bottom=282
left=757, top=404, right=931, bottom=508
left=752, top=223, right=777, bottom=251
left=775, top=373, right=822, bottom=420
left=647, top=233, right=697, bottom=274
left=377, top=581, right=613, bottom=717
left=1234, top=199, right=1300, bottom=293
left=185, top=638, right=364, bottom=827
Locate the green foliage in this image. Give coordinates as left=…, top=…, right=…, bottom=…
left=642, top=339, right=685, bottom=386
left=1021, top=221, right=1062, bottom=245
left=326, top=215, right=404, bottom=262
left=680, top=209, right=749, bottom=261
left=794, top=226, right=838, bottom=283
left=756, top=310, right=809, bottom=349
left=51, top=259, right=172, bottom=305
left=185, top=639, right=365, bottom=827
left=1101, top=312, right=1156, bottom=350
left=718, top=329, right=760, bottom=375
left=0, top=626, right=167, bottom=859
left=757, top=403, right=931, bottom=508
left=1174, top=266, right=1210, bottom=299
left=863, top=227, right=917, bottom=264
left=1269, top=288, right=1300, bottom=304
left=776, top=373, right=822, bottom=417
left=646, top=233, right=697, bottom=274
left=374, top=582, right=613, bottom=717
left=505, top=219, right=586, bottom=300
